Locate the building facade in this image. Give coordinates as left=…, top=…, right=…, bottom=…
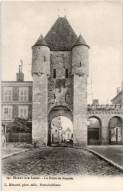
left=111, top=83, right=123, bottom=105
left=1, top=67, right=32, bottom=130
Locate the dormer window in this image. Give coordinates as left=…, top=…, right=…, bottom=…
left=65, top=69, right=68, bottom=78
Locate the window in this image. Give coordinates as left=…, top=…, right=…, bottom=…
left=80, top=62, right=82, bottom=67
left=65, top=69, right=68, bottom=78
left=53, top=69, right=56, bottom=78
left=3, top=106, right=12, bottom=120
left=19, top=106, right=28, bottom=118
left=4, top=87, right=13, bottom=102
left=19, top=87, right=28, bottom=102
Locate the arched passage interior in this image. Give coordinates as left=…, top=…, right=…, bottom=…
left=50, top=116, right=73, bottom=144
left=109, top=116, right=123, bottom=145
left=87, top=116, right=102, bottom=145
left=48, top=106, right=73, bottom=146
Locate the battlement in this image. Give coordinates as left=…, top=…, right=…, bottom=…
left=87, top=104, right=123, bottom=111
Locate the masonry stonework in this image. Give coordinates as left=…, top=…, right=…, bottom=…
left=87, top=104, right=123, bottom=145
left=31, top=17, right=89, bottom=146
left=72, top=43, right=89, bottom=146
left=32, top=43, right=50, bottom=146
left=48, top=51, right=73, bottom=112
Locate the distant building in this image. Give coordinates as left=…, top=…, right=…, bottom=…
left=92, top=99, right=99, bottom=105
left=1, top=65, right=32, bottom=132
left=51, top=117, right=62, bottom=143
left=111, top=82, right=123, bottom=104
left=50, top=117, right=73, bottom=144
left=64, top=128, right=72, bottom=141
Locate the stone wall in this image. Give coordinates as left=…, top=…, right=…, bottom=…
left=72, top=45, right=89, bottom=146
left=32, top=46, right=50, bottom=76
left=88, top=111, right=123, bottom=144
left=32, top=44, right=50, bottom=146
left=73, top=75, right=88, bottom=146
left=72, top=46, right=89, bottom=76
left=32, top=74, right=48, bottom=146
left=48, top=51, right=73, bottom=112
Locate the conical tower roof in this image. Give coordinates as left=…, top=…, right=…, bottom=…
left=73, top=34, right=89, bottom=48
left=33, top=34, right=49, bottom=47
left=44, top=17, right=77, bottom=51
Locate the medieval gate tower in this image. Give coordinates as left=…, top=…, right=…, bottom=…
left=32, top=17, right=89, bottom=147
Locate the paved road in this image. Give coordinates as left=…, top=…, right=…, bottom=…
left=2, top=147, right=123, bottom=176
left=88, top=145, right=123, bottom=167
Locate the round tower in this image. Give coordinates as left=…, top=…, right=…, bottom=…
left=72, top=34, right=90, bottom=146
left=72, top=34, right=89, bottom=76
left=32, top=35, right=50, bottom=147
left=32, top=34, right=50, bottom=77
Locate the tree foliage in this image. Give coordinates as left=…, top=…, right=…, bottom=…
left=8, top=118, right=32, bottom=133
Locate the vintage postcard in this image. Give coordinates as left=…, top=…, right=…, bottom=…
left=1, top=0, right=123, bottom=191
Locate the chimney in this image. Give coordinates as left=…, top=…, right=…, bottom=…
left=16, top=60, right=24, bottom=82
left=117, top=87, right=120, bottom=95
left=93, top=99, right=99, bottom=105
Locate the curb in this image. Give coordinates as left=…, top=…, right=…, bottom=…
left=85, top=148, right=123, bottom=172
left=70, top=146, right=123, bottom=172
left=2, top=148, right=33, bottom=159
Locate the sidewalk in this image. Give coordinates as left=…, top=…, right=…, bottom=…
left=88, top=145, right=123, bottom=169
left=2, top=143, right=33, bottom=159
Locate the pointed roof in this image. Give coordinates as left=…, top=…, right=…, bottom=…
left=44, top=17, right=77, bottom=51
left=73, top=34, right=89, bottom=48
left=33, top=34, right=49, bottom=47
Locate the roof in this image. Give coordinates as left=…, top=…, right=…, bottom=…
left=2, top=81, right=32, bottom=86
left=72, top=34, right=89, bottom=48
left=2, top=81, right=32, bottom=83
left=33, top=34, right=49, bottom=47
left=111, top=91, right=122, bottom=102
left=44, top=17, right=77, bottom=51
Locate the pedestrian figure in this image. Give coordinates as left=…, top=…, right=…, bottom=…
left=2, top=130, right=6, bottom=147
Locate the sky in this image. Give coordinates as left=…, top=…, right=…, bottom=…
left=1, top=1, right=123, bottom=104
left=60, top=116, right=73, bottom=132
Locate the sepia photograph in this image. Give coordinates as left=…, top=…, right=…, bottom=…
left=1, top=0, right=123, bottom=190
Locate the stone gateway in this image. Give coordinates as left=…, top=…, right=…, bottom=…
left=32, top=16, right=90, bottom=146
left=2, top=17, right=123, bottom=146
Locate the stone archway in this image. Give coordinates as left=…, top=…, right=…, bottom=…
left=87, top=116, right=102, bottom=145
left=109, top=116, right=123, bottom=145
left=48, top=106, right=73, bottom=146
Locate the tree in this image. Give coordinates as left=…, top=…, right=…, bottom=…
left=8, top=118, right=32, bottom=133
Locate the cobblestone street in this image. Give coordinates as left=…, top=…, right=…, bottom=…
left=2, top=147, right=123, bottom=176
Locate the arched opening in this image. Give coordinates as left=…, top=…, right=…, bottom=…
left=50, top=116, right=73, bottom=146
left=48, top=106, right=73, bottom=146
left=87, top=116, right=101, bottom=145
left=109, top=116, right=123, bottom=145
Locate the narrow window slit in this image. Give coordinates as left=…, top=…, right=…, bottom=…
left=53, top=69, right=56, bottom=78
left=65, top=69, right=68, bottom=78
